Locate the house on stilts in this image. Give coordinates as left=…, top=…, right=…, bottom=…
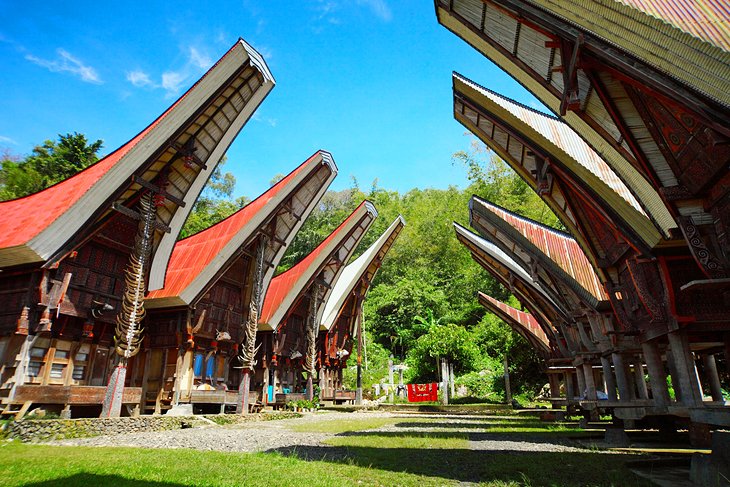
left=0, top=38, right=274, bottom=418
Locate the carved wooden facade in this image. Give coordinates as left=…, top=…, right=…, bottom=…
left=136, top=152, right=337, bottom=413
left=0, top=39, right=275, bottom=416
left=318, top=216, right=405, bottom=399
left=257, top=201, right=377, bottom=402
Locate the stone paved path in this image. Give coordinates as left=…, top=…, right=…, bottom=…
left=50, top=411, right=586, bottom=455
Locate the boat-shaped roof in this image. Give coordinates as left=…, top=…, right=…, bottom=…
left=470, top=197, right=608, bottom=307
left=259, top=200, right=378, bottom=330
left=453, top=73, right=667, bottom=249
left=478, top=292, right=551, bottom=356
left=146, top=151, right=337, bottom=308
left=0, top=39, right=275, bottom=284
left=321, top=215, right=405, bottom=330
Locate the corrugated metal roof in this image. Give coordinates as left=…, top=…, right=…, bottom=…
left=478, top=292, right=550, bottom=350
left=455, top=73, right=647, bottom=217
left=0, top=40, right=248, bottom=252
left=321, top=215, right=405, bottom=330
left=259, top=201, right=376, bottom=326
left=618, top=0, right=730, bottom=51
left=453, top=222, right=567, bottom=318
left=147, top=152, right=322, bottom=301
left=474, top=198, right=608, bottom=302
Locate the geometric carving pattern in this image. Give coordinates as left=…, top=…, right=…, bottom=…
left=677, top=216, right=728, bottom=279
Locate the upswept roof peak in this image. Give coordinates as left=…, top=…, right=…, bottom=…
left=146, top=150, right=337, bottom=308
left=470, top=196, right=608, bottom=305
left=321, top=215, right=405, bottom=330
left=259, top=200, right=378, bottom=330
left=0, top=39, right=275, bottom=284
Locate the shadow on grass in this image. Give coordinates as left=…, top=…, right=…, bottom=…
left=265, top=445, right=647, bottom=486
left=337, top=430, right=594, bottom=443
left=24, top=474, right=188, bottom=486
left=390, top=420, right=579, bottom=430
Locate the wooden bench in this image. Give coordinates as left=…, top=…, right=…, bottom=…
left=190, top=390, right=262, bottom=413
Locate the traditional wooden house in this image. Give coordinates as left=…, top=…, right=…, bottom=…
left=139, top=151, right=337, bottom=414
left=258, top=201, right=378, bottom=404
left=438, top=1, right=729, bottom=427
left=318, top=215, right=405, bottom=403
left=470, top=197, right=621, bottom=405
left=0, top=38, right=275, bottom=418
left=454, top=222, right=576, bottom=400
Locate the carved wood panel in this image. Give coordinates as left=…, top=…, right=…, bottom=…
left=627, top=84, right=730, bottom=195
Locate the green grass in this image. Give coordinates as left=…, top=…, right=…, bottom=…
left=0, top=414, right=647, bottom=486
left=288, top=415, right=416, bottom=434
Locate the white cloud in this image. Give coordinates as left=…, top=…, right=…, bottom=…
left=161, top=71, right=186, bottom=94
left=126, top=69, right=153, bottom=87
left=252, top=112, right=278, bottom=128
left=25, top=48, right=102, bottom=84
left=357, top=0, right=392, bottom=21
left=125, top=45, right=213, bottom=97
left=188, top=47, right=212, bottom=70
left=0, top=135, right=17, bottom=145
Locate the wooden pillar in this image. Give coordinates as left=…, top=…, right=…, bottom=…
left=667, top=331, right=702, bottom=406
left=388, top=357, right=394, bottom=403
left=641, top=340, right=670, bottom=407
left=503, top=356, right=511, bottom=404
left=565, top=371, right=575, bottom=400
left=633, top=359, right=649, bottom=400
left=548, top=373, right=561, bottom=401
left=600, top=356, right=618, bottom=401
left=703, top=354, right=724, bottom=402
left=100, top=359, right=127, bottom=418
left=583, top=363, right=597, bottom=401
left=612, top=352, right=632, bottom=401
left=355, top=301, right=363, bottom=406
left=441, top=359, right=449, bottom=405
left=575, top=365, right=586, bottom=398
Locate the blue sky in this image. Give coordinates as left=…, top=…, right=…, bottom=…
left=0, top=1, right=543, bottom=199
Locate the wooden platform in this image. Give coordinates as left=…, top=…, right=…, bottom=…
left=11, top=385, right=142, bottom=405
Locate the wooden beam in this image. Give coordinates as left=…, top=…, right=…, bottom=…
left=111, top=203, right=171, bottom=233
left=132, top=176, right=185, bottom=207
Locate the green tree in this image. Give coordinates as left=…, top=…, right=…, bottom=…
left=0, top=133, right=103, bottom=200
left=407, top=323, right=481, bottom=382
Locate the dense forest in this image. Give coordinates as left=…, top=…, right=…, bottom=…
left=1, top=135, right=563, bottom=402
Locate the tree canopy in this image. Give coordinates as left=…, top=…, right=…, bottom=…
left=0, top=132, right=103, bottom=200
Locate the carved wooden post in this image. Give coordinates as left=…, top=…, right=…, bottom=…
left=355, top=296, right=364, bottom=405
left=102, top=193, right=155, bottom=418
left=237, top=236, right=267, bottom=414
left=304, top=283, right=322, bottom=403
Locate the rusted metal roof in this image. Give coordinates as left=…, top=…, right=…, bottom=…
left=618, top=0, right=730, bottom=51
left=146, top=151, right=335, bottom=306
left=259, top=200, right=378, bottom=329
left=455, top=73, right=647, bottom=218
left=472, top=198, right=608, bottom=303
left=478, top=292, right=551, bottom=354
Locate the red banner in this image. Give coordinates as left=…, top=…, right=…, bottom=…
left=407, top=383, right=438, bottom=402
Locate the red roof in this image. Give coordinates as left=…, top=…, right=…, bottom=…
left=260, top=201, right=369, bottom=325
left=478, top=292, right=549, bottom=350
left=0, top=41, right=243, bottom=252
left=477, top=200, right=608, bottom=302
left=147, top=152, right=318, bottom=301
left=618, top=0, right=730, bottom=51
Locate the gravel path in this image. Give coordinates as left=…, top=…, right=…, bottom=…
left=50, top=411, right=585, bottom=455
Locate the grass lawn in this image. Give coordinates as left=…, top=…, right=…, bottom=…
left=288, top=415, right=418, bottom=434
left=0, top=414, right=648, bottom=486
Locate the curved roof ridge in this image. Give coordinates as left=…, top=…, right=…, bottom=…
left=259, top=200, right=378, bottom=327
left=321, top=215, right=405, bottom=329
